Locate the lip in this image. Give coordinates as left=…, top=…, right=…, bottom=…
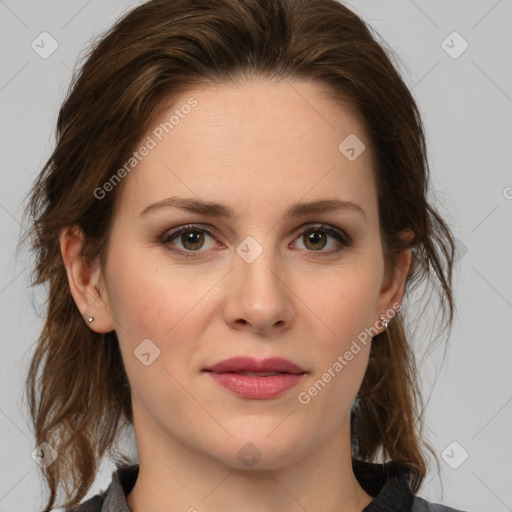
left=204, top=357, right=305, bottom=374
left=203, top=357, right=307, bottom=399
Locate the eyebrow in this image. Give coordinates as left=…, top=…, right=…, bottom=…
left=139, top=196, right=367, bottom=223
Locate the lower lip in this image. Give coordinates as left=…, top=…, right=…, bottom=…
left=206, top=372, right=305, bottom=399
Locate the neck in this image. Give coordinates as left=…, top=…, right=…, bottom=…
left=126, top=410, right=374, bottom=512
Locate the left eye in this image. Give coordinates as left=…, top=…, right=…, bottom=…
left=162, top=226, right=218, bottom=253
left=293, top=225, right=350, bottom=252
left=160, top=223, right=352, bottom=258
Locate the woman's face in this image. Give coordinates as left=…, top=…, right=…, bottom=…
left=95, top=79, right=407, bottom=470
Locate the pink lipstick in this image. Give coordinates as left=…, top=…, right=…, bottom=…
left=203, top=357, right=306, bottom=399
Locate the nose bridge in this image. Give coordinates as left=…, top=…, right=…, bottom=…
left=228, top=231, right=292, bottom=330
left=234, top=233, right=281, bottom=291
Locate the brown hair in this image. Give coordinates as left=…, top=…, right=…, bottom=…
left=19, top=0, right=455, bottom=510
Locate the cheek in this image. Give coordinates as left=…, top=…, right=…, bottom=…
left=104, top=249, right=205, bottom=405
left=296, top=275, right=375, bottom=419
left=313, top=263, right=383, bottom=347
left=298, top=256, right=382, bottom=400
left=106, top=245, right=192, bottom=336
left=104, top=244, right=221, bottom=375
left=106, top=259, right=164, bottom=338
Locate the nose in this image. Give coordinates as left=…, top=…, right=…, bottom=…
left=222, top=244, right=294, bottom=337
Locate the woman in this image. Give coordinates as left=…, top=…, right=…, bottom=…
left=21, top=0, right=464, bottom=511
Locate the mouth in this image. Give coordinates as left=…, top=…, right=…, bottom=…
left=203, top=356, right=306, bottom=375
left=219, top=371, right=288, bottom=376
left=203, top=357, right=307, bottom=399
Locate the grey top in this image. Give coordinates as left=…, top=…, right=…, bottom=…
left=71, top=460, right=467, bottom=512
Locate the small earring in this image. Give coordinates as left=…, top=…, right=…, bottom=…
left=379, top=314, right=388, bottom=329
left=87, top=316, right=95, bottom=323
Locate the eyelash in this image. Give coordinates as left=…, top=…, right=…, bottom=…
left=158, top=223, right=353, bottom=260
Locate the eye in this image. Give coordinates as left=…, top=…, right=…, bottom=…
left=159, top=223, right=352, bottom=259
left=160, top=224, right=218, bottom=258
left=292, top=224, right=353, bottom=256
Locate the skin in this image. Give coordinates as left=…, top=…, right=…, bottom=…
left=60, top=79, right=412, bottom=512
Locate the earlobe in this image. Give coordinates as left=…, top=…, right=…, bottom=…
left=59, top=225, right=116, bottom=333
left=387, top=246, right=412, bottom=308
left=376, top=229, right=414, bottom=331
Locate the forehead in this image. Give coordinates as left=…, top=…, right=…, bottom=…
left=115, top=79, right=377, bottom=221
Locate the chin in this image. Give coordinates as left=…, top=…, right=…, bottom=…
left=206, top=431, right=308, bottom=472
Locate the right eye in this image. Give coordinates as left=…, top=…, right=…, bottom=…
left=160, top=224, right=220, bottom=258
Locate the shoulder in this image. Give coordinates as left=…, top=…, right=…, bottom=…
left=353, top=458, right=468, bottom=512
left=68, top=464, right=137, bottom=512
left=412, top=496, right=468, bottom=512
left=70, top=493, right=106, bottom=511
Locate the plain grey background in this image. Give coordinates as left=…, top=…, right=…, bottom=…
left=1, top=1, right=511, bottom=511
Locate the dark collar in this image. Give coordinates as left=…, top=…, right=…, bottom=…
left=353, top=458, right=415, bottom=511
left=96, top=459, right=414, bottom=512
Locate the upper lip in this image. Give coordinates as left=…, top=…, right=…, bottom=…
left=204, top=357, right=306, bottom=374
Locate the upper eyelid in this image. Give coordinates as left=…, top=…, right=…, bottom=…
left=162, top=222, right=350, bottom=244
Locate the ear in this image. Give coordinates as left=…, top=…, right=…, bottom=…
left=59, top=225, right=116, bottom=333
left=375, top=228, right=414, bottom=333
